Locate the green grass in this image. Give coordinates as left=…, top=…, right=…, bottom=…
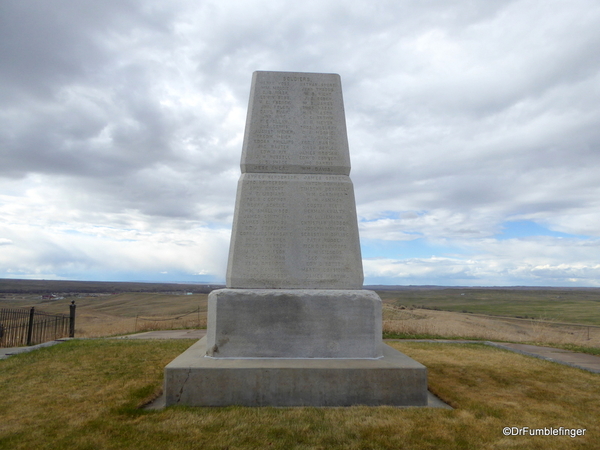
left=1, top=339, right=599, bottom=449
left=382, top=331, right=488, bottom=341
left=557, top=343, right=600, bottom=356
left=378, top=288, right=600, bottom=325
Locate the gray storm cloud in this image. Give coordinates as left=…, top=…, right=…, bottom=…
left=1, top=0, right=600, bottom=285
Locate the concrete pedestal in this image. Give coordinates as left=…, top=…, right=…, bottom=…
left=164, top=337, right=428, bottom=407
left=206, top=289, right=382, bottom=358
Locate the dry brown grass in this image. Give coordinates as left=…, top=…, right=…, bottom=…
left=78, top=314, right=207, bottom=338
left=382, top=304, right=600, bottom=347
left=1, top=339, right=598, bottom=449
left=4, top=290, right=599, bottom=348
left=392, top=341, right=600, bottom=449
left=1, top=292, right=209, bottom=338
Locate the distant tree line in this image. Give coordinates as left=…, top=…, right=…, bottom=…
left=0, top=279, right=224, bottom=294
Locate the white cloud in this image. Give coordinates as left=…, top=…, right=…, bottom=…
left=363, top=236, right=600, bottom=287
left=0, top=221, right=230, bottom=280
left=1, top=0, right=600, bottom=285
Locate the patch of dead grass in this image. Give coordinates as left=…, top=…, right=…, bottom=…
left=383, top=305, right=600, bottom=347
left=1, top=293, right=208, bottom=338
left=7, top=292, right=599, bottom=349
left=1, top=340, right=598, bottom=449
left=78, top=314, right=207, bottom=338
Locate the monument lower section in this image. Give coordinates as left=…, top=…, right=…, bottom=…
left=226, top=174, right=363, bottom=290
left=206, top=289, right=382, bottom=358
left=164, top=337, right=428, bottom=407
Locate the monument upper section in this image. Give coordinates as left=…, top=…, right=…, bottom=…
left=241, top=71, right=351, bottom=175
left=227, top=70, right=363, bottom=289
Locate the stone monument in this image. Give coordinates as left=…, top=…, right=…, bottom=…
left=164, top=71, right=428, bottom=406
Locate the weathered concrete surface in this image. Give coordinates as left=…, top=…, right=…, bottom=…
left=226, top=71, right=363, bottom=290
left=206, top=289, right=382, bottom=358
left=241, top=71, right=350, bottom=175
left=226, top=174, right=363, bottom=289
left=0, top=339, right=70, bottom=360
left=162, top=71, right=429, bottom=407
left=165, top=337, right=428, bottom=407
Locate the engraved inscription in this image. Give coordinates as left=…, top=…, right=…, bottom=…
left=228, top=174, right=362, bottom=289
left=241, top=72, right=350, bottom=175
left=227, top=72, right=363, bottom=289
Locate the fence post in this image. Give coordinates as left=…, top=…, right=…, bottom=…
left=69, top=301, right=76, bottom=338
left=26, top=307, right=35, bottom=346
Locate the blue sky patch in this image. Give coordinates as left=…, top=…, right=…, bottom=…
left=361, top=237, right=466, bottom=259
left=497, top=220, right=588, bottom=240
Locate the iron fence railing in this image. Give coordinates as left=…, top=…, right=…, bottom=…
left=0, top=302, right=75, bottom=347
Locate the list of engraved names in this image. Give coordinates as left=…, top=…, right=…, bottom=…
left=247, top=75, right=347, bottom=173
left=232, top=173, right=360, bottom=285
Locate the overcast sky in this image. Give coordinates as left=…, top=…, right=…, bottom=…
left=2, top=0, right=600, bottom=287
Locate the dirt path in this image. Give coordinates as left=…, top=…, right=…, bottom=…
left=487, top=342, right=600, bottom=373
left=388, top=338, right=600, bottom=374
left=114, top=329, right=207, bottom=340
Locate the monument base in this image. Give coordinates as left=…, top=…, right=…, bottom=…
left=207, top=289, right=382, bottom=358
left=164, top=337, right=428, bottom=407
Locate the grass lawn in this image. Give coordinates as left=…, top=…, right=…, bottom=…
left=1, top=339, right=598, bottom=449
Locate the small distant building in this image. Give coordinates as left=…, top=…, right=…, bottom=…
left=41, top=294, right=65, bottom=301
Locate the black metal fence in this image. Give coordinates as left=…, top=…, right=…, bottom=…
left=0, top=302, right=76, bottom=347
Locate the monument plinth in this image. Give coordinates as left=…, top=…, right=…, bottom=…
left=164, top=71, right=428, bottom=406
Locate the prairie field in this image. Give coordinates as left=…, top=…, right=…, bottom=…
left=0, top=292, right=208, bottom=338
left=378, top=288, right=600, bottom=325
left=379, top=288, right=600, bottom=349
left=2, top=287, right=600, bottom=348
left=382, top=306, right=600, bottom=348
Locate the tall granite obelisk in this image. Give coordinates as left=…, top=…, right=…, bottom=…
left=227, top=71, right=362, bottom=290
left=164, top=71, right=428, bottom=406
